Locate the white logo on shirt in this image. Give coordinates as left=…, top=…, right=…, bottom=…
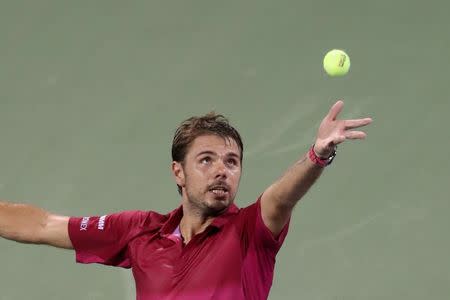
left=98, top=215, right=106, bottom=230
left=80, top=217, right=90, bottom=231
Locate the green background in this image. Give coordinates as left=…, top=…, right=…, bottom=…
left=1, top=1, right=449, bottom=299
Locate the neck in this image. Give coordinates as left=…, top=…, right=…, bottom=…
left=179, top=206, right=215, bottom=244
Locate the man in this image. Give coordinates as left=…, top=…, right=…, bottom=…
left=0, top=100, right=372, bottom=299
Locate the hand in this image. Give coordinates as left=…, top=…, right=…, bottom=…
left=314, top=100, right=372, bottom=158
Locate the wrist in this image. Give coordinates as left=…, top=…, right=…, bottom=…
left=313, top=143, right=334, bottom=158
left=312, top=145, right=329, bottom=159
left=308, top=144, right=337, bottom=167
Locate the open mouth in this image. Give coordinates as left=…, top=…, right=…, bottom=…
left=208, top=185, right=229, bottom=197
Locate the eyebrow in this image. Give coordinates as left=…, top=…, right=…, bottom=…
left=196, top=151, right=240, bottom=159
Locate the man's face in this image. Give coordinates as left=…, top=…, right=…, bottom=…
left=172, top=134, right=242, bottom=216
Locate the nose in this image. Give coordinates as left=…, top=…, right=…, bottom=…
left=214, top=160, right=227, bottom=179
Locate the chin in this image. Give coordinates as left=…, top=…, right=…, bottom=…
left=204, top=199, right=231, bottom=215
left=185, top=191, right=235, bottom=216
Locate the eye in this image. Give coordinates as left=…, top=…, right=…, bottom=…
left=200, top=157, right=211, bottom=164
left=226, top=158, right=239, bottom=167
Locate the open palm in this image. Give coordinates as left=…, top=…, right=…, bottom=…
left=314, top=100, right=373, bottom=157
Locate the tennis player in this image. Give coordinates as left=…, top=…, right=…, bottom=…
left=0, top=100, right=371, bottom=299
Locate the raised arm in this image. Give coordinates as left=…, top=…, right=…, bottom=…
left=0, top=201, right=73, bottom=249
left=261, top=100, right=373, bottom=235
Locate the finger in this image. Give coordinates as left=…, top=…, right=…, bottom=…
left=344, top=118, right=373, bottom=129
left=345, top=131, right=367, bottom=139
left=332, top=135, right=346, bottom=145
left=326, top=100, right=344, bottom=121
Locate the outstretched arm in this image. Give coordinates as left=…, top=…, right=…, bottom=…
left=0, top=201, right=72, bottom=249
left=261, top=100, right=373, bottom=235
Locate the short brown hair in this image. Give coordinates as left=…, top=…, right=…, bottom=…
left=172, top=112, right=244, bottom=194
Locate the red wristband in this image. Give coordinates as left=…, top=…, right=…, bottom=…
left=308, top=145, right=330, bottom=167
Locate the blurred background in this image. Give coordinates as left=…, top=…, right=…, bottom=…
left=0, top=1, right=449, bottom=299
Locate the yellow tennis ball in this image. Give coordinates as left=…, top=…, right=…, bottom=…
left=323, top=49, right=351, bottom=77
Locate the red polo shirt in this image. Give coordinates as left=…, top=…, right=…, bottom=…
left=68, top=198, right=290, bottom=300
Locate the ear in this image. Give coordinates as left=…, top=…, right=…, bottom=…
left=171, top=161, right=186, bottom=188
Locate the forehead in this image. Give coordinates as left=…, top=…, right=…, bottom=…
left=188, top=134, right=240, bottom=156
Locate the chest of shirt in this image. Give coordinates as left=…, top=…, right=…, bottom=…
left=127, top=225, right=245, bottom=295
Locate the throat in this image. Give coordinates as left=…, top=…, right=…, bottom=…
left=178, top=215, right=213, bottom=245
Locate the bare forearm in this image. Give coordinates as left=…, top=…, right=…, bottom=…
left=260, top=101, right=372, bottom=236
left=260, top=153, right=324, bottom=235
left=265, top=154, right=324, bottom=210
left=0, top=201, right=48, bottom=243
left=0, top=201, right=71, bottom=248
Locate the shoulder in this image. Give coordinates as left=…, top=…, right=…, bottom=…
left=218, top=199, right=260, bottom=230
left=234, top=197, right=290, bottom=250
left=73, top=209, right=172, bottom=234
left=114, top=209, right=171, bottom=229
left=236, top=198, right=260, bottom=220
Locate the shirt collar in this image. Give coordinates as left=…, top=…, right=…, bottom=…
left=160, top=203, right=240, bottom=235
left=210, top=204, right=239, bottom=228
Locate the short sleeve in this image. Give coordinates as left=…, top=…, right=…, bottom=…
left=237, top=197, right=291, bottom=298
left=254, top=197, right=290, bottom=252
left=68, top=210, right=148, bottom=268
left=240, top=197, right=290, bottom=254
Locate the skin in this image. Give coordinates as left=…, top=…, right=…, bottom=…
left=261, top=100, right=372, bottom=235
left=172, top=100, right=372, bottom=242
left=0, top=100, right=372, bottom=248
left=0, top=202, right=72, bottom=248
left=172, top=135, right=242, bottom=243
